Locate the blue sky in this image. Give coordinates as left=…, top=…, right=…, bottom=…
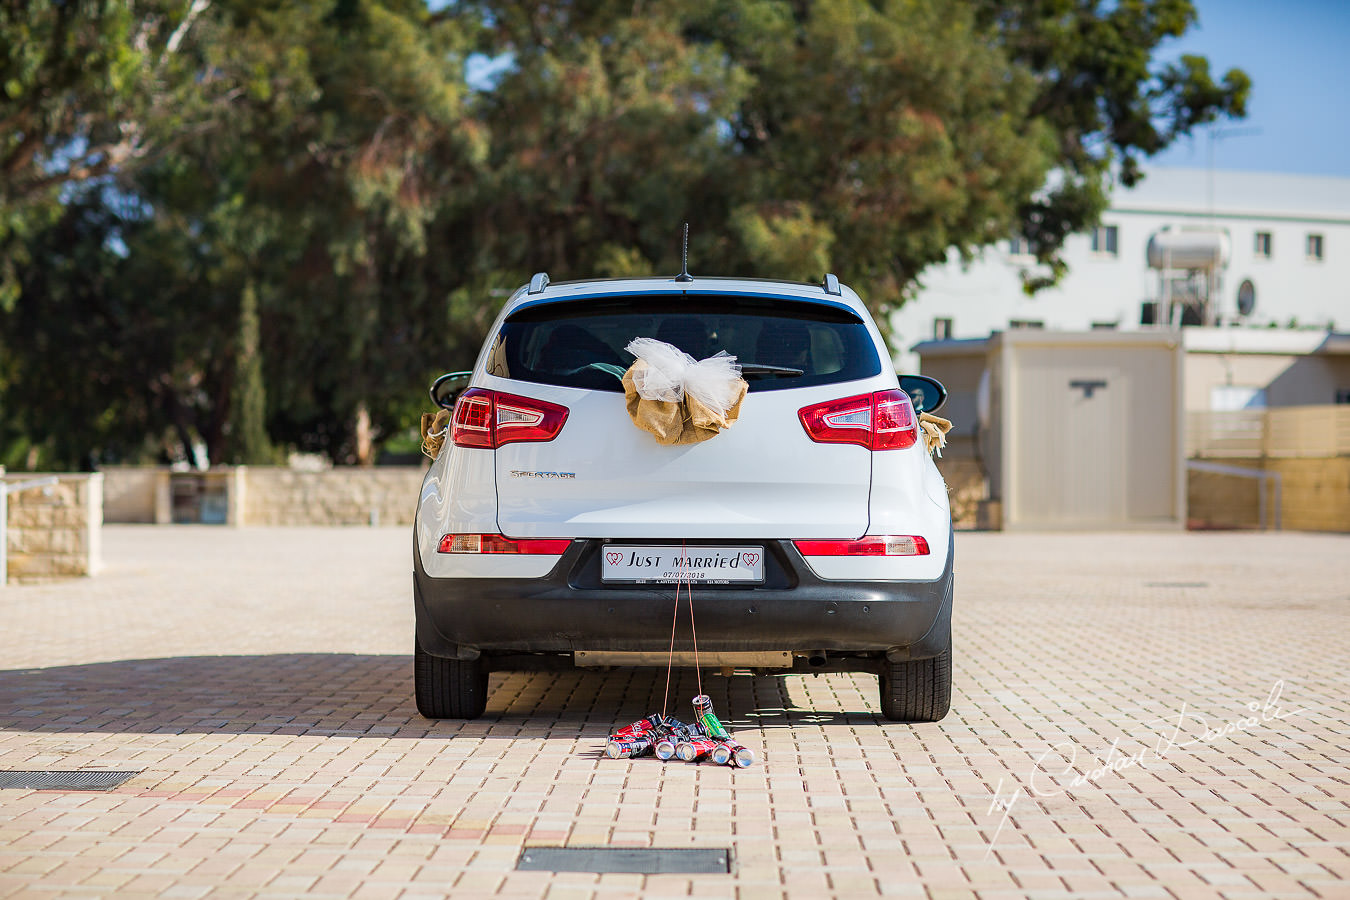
left=1148, top=0, right=1350, bottom=176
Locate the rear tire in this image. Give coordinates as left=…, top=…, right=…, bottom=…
left=879, top=643, right=951, bottom=722
left=414, top=639, right=489, bottom=719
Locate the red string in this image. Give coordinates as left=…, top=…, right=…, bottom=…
left=662, top=570, right=679, bottom=718
left=661, top=539, right=703, bottom=716
left=682, top=539, right=702, bottom=699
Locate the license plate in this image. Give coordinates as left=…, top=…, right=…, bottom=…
left=601, top=545, right=765, bottom=584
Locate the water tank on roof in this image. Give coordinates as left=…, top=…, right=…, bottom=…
left=1147, top=229, right=1230, bottom=270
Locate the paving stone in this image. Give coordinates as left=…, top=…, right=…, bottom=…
left=0, top=527, right=1347, bottom=898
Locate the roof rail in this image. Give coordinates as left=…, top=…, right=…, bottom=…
left=823, top=273, right=841, bottom=296
left=528, top=272, right=550, bottom=294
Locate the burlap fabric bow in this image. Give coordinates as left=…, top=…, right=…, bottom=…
left=420, top=409, right=451, bottom=460
left=918, top=412, right=952, bottom=456
left=622, top=360, right=748, bottom=445
left=622, top=338, right=748, bottom=446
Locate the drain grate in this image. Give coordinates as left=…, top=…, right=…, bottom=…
left=0, top=770, right=141, bottom=791
left=517, top=847, right=732, bottom=874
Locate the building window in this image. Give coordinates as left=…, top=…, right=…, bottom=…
left=1090, top=225, right=1118, bottom=256
left=1307, top=233, right=1324, bottom=261
left=1008, top=319, right=1044, bottom=330
left=1007, top=235, right=1033, bottom=258
left=933, top=317, right=953, bottom=340
left=1254, top=231, right=1272, bottom=258
left=1211, top=386, right=1267, bottom=411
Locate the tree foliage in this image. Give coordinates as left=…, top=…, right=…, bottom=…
left=972, top=0, right=1250, bottom=289
left=0, top=0, right=1249, bottom=469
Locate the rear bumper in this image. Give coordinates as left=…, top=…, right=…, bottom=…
left=414, top=532, right=954, bottom=671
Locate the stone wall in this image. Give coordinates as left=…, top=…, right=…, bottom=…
left=239, top=466, right=426, bottom=526
left=102, top=465, right=427, bottom=527
left=3, top=473, right=103, bottom=584
left=934, top=457, right=987, bottom=530
left=101, top=466, right=165, bottom=523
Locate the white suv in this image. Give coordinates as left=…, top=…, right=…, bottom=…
left=414, top=272, right=953, bottom=721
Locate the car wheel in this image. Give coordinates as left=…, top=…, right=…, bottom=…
left=414, top=639, right=489, bottom=719
left=879, top=643, right=951, bottom=722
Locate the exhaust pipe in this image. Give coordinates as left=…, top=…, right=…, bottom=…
left=807, top=649, right=827, bottom=668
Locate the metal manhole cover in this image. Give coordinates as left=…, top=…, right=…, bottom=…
left=517, top=847, right=732, bottom=874
left=0, top=770, right=140, bottom=791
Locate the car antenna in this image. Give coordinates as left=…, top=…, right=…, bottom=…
left=675, top=222, right=693, bottom=283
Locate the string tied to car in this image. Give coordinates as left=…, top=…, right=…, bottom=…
left=603, top=538, right=756, bottom=768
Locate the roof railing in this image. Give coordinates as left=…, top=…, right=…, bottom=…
left=528, top=272, right=550, bottom=294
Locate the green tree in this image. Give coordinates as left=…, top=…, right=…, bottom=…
left=0, top=0, right=211, bottom=305
left=709, top=0, right=1055, bottom=310
left=0, top=0, right=1250, bottom=468
left=224, top=280, right=274, bottom=464
left=972, top=0, right=1250, bottom=290
left=469, top=0, right=1247, bottom=313
left=0, top=194, right=227, bottom=469
left=2, top=0, right=483, bottom=467
left=130, top=0, right=483, bottom=464
left=461, top=1, right=750, bottom=280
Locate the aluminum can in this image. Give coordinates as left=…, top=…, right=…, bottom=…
left=711, top=741, right=755, bottom=768
left=692, top=695, right=730, bottom=741
left=605, top=737, right=653, bottom=759
left=654, top=738, right=680, bottom=760
left=675, top=738, right=720, bottom=762
left=612, top=715, right=664, bottom=739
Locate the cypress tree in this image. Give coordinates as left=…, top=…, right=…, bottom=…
left=225, top=279, right=274, bottom=465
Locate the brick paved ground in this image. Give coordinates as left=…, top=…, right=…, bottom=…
left=0, top=525, right=1347, bottom=899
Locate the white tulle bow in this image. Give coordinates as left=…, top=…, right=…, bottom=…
left=625, top=337, right=744, bottom=418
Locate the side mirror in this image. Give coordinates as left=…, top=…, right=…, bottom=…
left=898, top=375, right=947, bottom=415
left=430, top=371, right=473, bottom=411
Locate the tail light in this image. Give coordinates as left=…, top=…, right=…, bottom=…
left=438, top=533, right=572, bottom=554
left=451, top=388, right=569, bottom=449
left=797, top=389, right=917, bottom=450
left=794, top=536, right=930, bottom=556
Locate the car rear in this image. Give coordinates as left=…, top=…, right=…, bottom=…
left=414, top=276, right=953, bottom=720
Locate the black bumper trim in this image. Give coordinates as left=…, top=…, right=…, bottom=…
left=414, top=532, right=953, bottom=669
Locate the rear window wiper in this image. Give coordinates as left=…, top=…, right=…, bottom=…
left=739, top=363, right=805, bottom=378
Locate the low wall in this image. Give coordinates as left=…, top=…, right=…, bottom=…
left=1188, top=457, right=1350, bottom=532
left=101, top=466, right=165, bottom=523
left=3, top=473, right=103, bottom=584
left=102, top=465, right=428, bottom=527
left=240, top=466, right=426, bottom=526
left=934, top=458, right=987, bottom=530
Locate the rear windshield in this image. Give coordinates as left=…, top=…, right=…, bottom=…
left=487, top=294, right=882, bottom=393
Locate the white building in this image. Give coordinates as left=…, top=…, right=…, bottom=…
left=892, top=167, right=1350, bottom=378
